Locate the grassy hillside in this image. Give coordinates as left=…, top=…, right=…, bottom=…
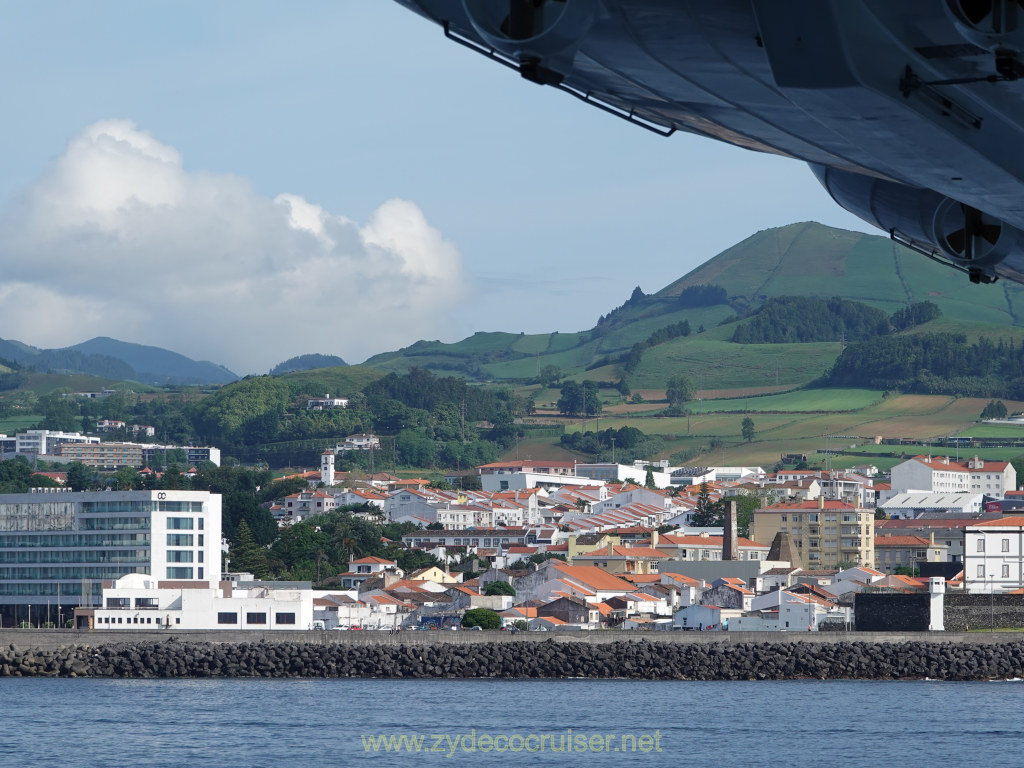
left=276, top=365, right=386, bottom=395
left=365, top=222, right=1024, bottom=390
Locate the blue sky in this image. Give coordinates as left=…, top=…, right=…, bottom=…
left=0, top=2, right=872, bottom=374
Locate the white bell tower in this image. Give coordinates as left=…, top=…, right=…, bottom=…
left=321, top=450, right=336, bottom=487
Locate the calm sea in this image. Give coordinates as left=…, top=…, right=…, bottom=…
left=1, top=678, right=1021, bottom=767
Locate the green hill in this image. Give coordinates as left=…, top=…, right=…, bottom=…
left=364, top=221, right=1024, bottom=389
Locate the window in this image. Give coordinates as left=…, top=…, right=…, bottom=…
left=977, top=539, right=985, bottom=552
left=166, top=567, right=193, bottom=579
left=275, top=612, right=296, bottom=625
left=198, top=535, right=204, bottom=546
left=167, top=534, right=193, bottom=546
left=167, top=551, right=193, bottom=562
left=198, top=518, right=204, bottom=530
left=167, top=518, right=193, bottom=530
left=217, top=612, right=237, bottom=625
left=246, top=612, right=267, bottom=625
left=1003, top=539, right=1010, bottom=552
left=978, top=564, right=985, bottom=578
left=198, top=551, right=204, bottom=563
left=198, top=568, right=204, bottom=579
left=105, top=597, right=130, bottom=608
left=1002, top=564, right=1010, bottom=578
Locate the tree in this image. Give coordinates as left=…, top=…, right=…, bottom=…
left=461, top=608, right=501, bottom=629
left=691, top=481, right=723, bottom=527
left=228, top=520, right=269, bottom=578
left=741, top=416, right=756, bottom=442
left=557, top=381, right=583, bottom=417
left=538, top=365, right=562, bottom=387
left=665, top=375, right=696, bottom=406
left=981, top=400, right=1008, bottom=419
left=483, top=581, right=516, bottom=597
left=644, top=468, right=656, bottom=489
left=65, top=462, right=92, bottom=492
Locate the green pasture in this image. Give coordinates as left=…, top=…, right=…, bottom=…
left=954, top=422, right=1024, bottom=438
left=0, top=414, right=38, bottom=434
left=629, top=337, right=841, bottom=391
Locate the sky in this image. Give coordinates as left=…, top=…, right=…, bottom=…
left=0, top=2, right=874, bottom=375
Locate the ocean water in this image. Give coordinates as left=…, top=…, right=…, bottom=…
left=1, top=677, right=1022, bottom=767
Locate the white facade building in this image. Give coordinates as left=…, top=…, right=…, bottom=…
left=891, top=456, right=1016, bottom=499
left=307, top=394, right=348, bottom=410
left=83, top=573, right=314, bottom=630
left=0, top=489, right=222, bottom=615
left=15, top=429, right=100, bottom=456
left=338, top=434, right=380, bottom=451
left=964, top=516, right=1024, bottom=593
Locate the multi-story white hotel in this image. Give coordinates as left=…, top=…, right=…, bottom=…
left=0, top=490, right=222, bottom=622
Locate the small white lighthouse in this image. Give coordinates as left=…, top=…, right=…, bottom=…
left=321, top=450, right=336, bottom=487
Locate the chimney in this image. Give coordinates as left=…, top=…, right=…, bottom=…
left=651, top=529, right=659, bottom=549
left=607, top=542, right=614, bottom=556
left=723, top=500, right=739, bottom=560
left=818, top=495, right=824, bottom=510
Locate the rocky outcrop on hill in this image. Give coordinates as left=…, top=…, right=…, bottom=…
left=2, top=639, right=1023, bottom=680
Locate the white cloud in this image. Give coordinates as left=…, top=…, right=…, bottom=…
left=0, top=120, right=467, bottom=374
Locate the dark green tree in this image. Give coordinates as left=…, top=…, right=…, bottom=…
left=483, top=580, right=516, bottom=597
left=665, top=375, right=696, bottom=406
left=980, top=400, right=1008, bottom=419
left=461, top=608, right=502, bottom=629
left=65, top=462, right=92, bottom=492
left=742, top=416, right=756, bottom=442
left=228, top=520, right=269, bottom=578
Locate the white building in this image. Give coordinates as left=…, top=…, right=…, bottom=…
left=81, top=573, right=314, bottom=630
left=479, top=471, right=599, bottom=493
left=15, top=429, right=99, bottom=456
left=575, top=463, right=673, bottom=488
left=964, top=516, right=1024, bottom=593
left=320, top=451, right=335, bottom=487
left=0, top=490, right=222, bottom=617
left=307, top=394, right=348, bottom=410
left=891, top=455, right=1016, bottom=499
left=880, top=492, right=985, bottom=518
left=338, top=434, right=380, bottom=451
left=283, top=490, right=337, bottom=523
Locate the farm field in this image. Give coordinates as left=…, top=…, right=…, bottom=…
left=954, top=422, right=1024, bottom=438
left=543, top=393, right=1024, bottom=469
left=685, top=388, right=883, bottom=414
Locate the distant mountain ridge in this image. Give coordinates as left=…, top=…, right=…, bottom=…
left=0, top=336, right=237, bottom=386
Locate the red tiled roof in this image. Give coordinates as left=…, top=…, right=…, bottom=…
left=974, top=516, right=1024, bottom=527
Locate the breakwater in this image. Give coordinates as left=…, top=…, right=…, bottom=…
left=2, top=638, right=1024, bottom=680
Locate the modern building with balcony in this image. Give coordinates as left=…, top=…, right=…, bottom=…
left=0, top=489, right=222, bottom=625
left=750, top=498, right=875, bottom=570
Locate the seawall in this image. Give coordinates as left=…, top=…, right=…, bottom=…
left=1, top=632, right=1024, bottom=680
